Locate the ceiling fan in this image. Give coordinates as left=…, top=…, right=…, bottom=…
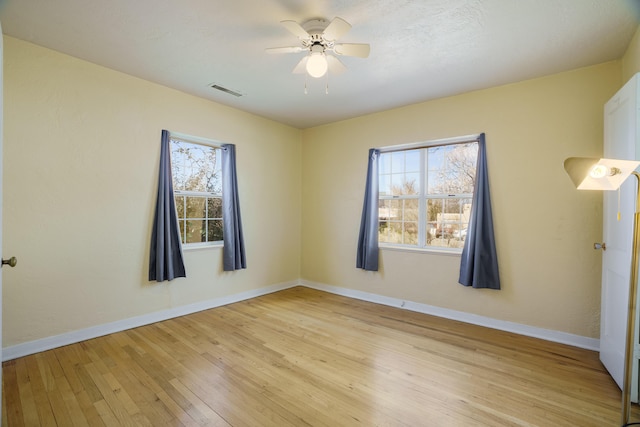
left=266, top=17, right=370, bottom=79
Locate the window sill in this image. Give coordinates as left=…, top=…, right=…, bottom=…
left=380, top=244, right=462, bottom=257
left=183, top=242, right=223, bottom=251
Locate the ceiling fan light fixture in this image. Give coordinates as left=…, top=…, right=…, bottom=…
left=268, top=16, right=369, bottom=82
left=306, top=53, right=328, bottom=78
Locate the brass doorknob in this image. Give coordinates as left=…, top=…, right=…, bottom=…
left=594, top=243, right=606, bottom=251
left=2, top=257, right=17, bottom=268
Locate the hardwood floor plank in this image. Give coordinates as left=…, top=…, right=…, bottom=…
left=83, top=363, right=140, bottom=426
left=167, top=378, right=231, bottom=427
left=53, top=374, right=90, bottom=427
left=53, top=346, right=88, bottom=396
left=3, top=360, right=25, bottom=427
left=92, top=400, right=121, bottom=427
left=125, top=364, right=195, bottom=427
left=104, top=352, right=179, bottom=426
left=74, top=390, right=106, bottom=427
left=122, top=341, right=222, bottom=426
left=23, top=356, right=56, bottom=426
left=3, top=287, right=637, bottom=426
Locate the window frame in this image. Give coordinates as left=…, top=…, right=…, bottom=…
left=378, top=134, right=480, bottom=254
left=169, top=131, right=224, bottom=250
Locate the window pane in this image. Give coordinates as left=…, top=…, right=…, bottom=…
left=378, top=200, right=392, bottom=243
left=427, top=170, right=445, bottom=194
left=389, top=199, right=401, bottom=220
left=185, top=197, right=206, bottom=219
left=207, top=197, right=222, bottom=219
left=447, top=143, right=477, bottom=194
left=171, top=146, right=187, bottom=191
left=206, top=150, right=222, bottom=194
left=170, top=140, right=222, bottom=194
left=404, top=199, right=419, bottom=222
left=388, top=222, right=403, bottom=244
left=405, top=150, right=420, bottom=173
left=185, top=146, right=209, bottom=192
left=178, top=220, right=185, bottom=243
left=427, top=146, right=445, bottom=171
left=404, top=222, right=418, bottom=244
left=426, top=197, right=473, bottom=248
left=440, top=199, right=459, bottom=239
left=426, top=143, right=477, bottom=195
left=427, top=198, right=443, bottom=222
left=379, top=199, right=390, bottom=220
left=391, top=174, right=404, bottom=196
left=175, top=195, right=185, bottom=218
left=379, top=174, right=391, bottom=196
left=450, top=198, right=472, bottom=244
left=378, top=199, right=420, bottom=246
left=379, top=153, right=391, bottom=175
left=427, top=220, right=437, bottom=243
left=208, top=220, right=224, bottom=242
left=402, top=173, right=420, bottom=195
left=185, top=220, right=206, bottom=243
left=427, top=199, right=446, bottom=244
left=391, top=152, right=404, bottom=173
left=378, top=220, right=390, bottom=243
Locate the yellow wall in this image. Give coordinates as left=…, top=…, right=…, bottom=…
left=3, top=37, right=302, bottom=347
left=623, top=26, right=640, bottom=82
left=300, top=62, right=622, bottom=338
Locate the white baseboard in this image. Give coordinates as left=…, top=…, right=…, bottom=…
left=3, top=279, right=600, bottom=361
left=300, top=280, right=600, bottom=351
left=2, top=280, right=299, bottom=361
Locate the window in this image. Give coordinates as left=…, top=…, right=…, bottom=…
left=378, top=141, right=478, bottom=251
left=170, top=137, right=223, bottom=246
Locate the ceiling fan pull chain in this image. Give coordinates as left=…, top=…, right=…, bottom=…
left=304, top=77, right=308, bottom=95
left=325, top=73, right=329, bottom=95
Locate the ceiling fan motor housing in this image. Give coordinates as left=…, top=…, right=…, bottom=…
left=302, top=19, right=335, bottom=50
left=301, top=18, right=330, bottom=35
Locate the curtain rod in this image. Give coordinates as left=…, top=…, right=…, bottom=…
left=378, top=133, right=482, bottom=153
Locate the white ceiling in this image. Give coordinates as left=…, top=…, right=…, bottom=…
left=1, top=0, right=639, bottom=129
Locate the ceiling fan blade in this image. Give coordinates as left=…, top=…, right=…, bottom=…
left=281, top=20, right=310, bottom=40
left=326, top=55, right=347, bottom=74
left=265, top=46, right=305, bottom=54
left=292, top=56, right=309, bottom=74
left=334, top=43, right=370, bottom=58
left=323, top=17, right=351, bottom=41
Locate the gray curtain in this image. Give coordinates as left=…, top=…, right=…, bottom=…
left=149, top=130, right=186, bottom=282
left=356, top=148, right=380, bottom=271
left=221, top=144, right=247, bottom=271
left=459, top=133, right=500, bottom=289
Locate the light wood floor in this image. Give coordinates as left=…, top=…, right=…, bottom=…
left=2, top=286, right=638, bottom=426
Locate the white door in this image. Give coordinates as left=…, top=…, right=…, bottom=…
left=601, top=73, right=640, bottom=400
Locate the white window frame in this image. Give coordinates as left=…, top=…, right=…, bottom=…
left=378, top=134, right=480, bottom=254
left=169, top=131, right=224, bottom=250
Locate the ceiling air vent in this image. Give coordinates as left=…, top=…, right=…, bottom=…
left=209, top=83, right=243, bottom=98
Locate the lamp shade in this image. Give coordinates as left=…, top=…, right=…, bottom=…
left=563, top=157, right=640, bottom=191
